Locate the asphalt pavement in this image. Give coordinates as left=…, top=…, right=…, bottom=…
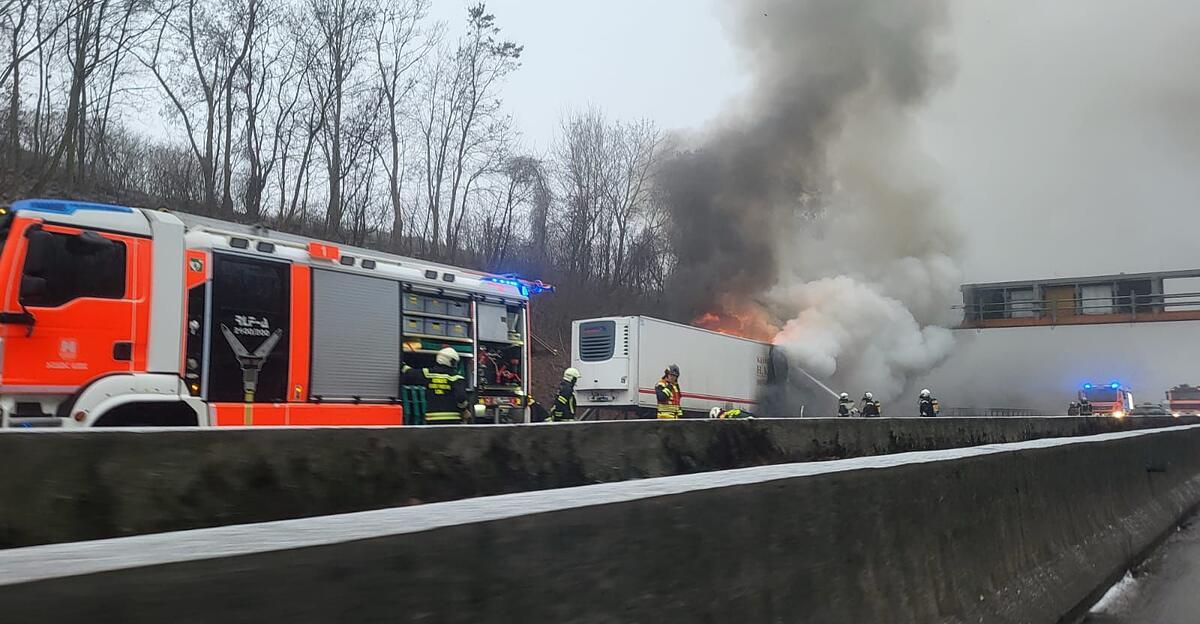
left=1083, top=512, right=1200, bottom=623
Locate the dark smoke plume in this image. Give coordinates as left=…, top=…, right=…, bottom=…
left=663, top=0, right=960, bottom=409
left=665, top=0, right=951, bottom=318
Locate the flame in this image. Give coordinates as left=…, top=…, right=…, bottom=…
left=693, top=300, right=779, bottom=342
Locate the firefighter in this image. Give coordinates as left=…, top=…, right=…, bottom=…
left=861, top=392, right=881, bottom=418
left=402, top=347, right=469, bottom=424
left=655, top=364, right=683, bottom=419
left=1079, top=396, right=1093, bottom=416
left=712, top=407, right=754, bottom=419
left=919, top=388, right=938, bottom=418
left=548, top=367, right=580, bottom=422
left=838, top=392, right=855, bottom=417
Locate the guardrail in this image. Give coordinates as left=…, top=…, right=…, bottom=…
left=939, top=407, right=1046, bottom=418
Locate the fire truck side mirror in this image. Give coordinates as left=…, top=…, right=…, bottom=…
left=64, top=230, right=115, bottom=256
left=23, top=228, right=51, bottom=275
left=19, top=275, right=46, bottom=301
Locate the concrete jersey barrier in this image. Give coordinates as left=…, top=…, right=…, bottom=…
left=0, top=415, right=1194, bottom=548
left=2, top=424, right=1200, bottom=623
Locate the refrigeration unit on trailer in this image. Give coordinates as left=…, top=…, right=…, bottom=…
left=571, top=316, right=780, bottom=417
left=0, top=199, right=549, bottom=428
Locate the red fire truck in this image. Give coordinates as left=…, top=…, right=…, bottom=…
left=1166, top=385, right=1200, bottom=417
left=1078, top=382, right=1135, bottom=417
left=0, top=199, right=548, bottom=427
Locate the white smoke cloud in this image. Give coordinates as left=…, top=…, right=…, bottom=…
left=769, top=73, right=963, bottom=403
left=773, top=277, right=957, bottom=400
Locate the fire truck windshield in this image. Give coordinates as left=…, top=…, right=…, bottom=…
left=1169, top=386, right=1200, bottom=401
left=1083, top=389, right=1119, bottom=402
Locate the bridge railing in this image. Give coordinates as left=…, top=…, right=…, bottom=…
left=958, top=291, right=1200, bottom=327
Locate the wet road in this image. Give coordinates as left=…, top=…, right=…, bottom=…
left=1084, top=513, right=1200, bottom=623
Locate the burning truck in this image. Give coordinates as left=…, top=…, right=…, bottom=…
left=571, top=316, right=791, bottom=418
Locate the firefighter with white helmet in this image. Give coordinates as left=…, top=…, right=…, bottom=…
left=919, top=388, right=939, bottom=417
left=401, top=347, right=469, bottom=424
left=861, top=392, right=881, bottom=417
left=549, top=367, right=581, bottom=422
left=838, top=392, right=855, bottom=417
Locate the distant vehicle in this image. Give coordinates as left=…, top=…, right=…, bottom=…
left=1128, top=402, right=1171, bottom=417
left=1166, top=385, right=1200, bottom=417
left=1079, top=382, right=1135, bottom=418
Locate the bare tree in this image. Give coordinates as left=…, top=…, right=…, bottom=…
left=553, top=107, right=610, bottom=281
left=607, top=119, right=663, bottom=288
left=302, top=0, right=376, bottom=236
left=30, top=0, right=150, bottom=190
left=417, top=2, right=520, bottom=259
left=550, top=109, right=664, bottom=290
left=241, top=0, right=300, bottom=221
left=2, top=0, right=81, bottom=166
left=480, top=153, right=543, bottom=267
left=372, top=0, right=431, bottom=250
left=136, top=0, right=258, bottom=214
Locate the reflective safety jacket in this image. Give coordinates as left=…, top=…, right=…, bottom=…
left=861, top=399, right=882, bottom=418
left=655, top=378, right=682, bottom=419
left=838, top=398, right=855, bottom=417
left=718, top=408, right=754, bottom=419
left=919, top=396, right=939, bottom=417
left=402, top=363, right=468, bottom=422
left=549, top=380, right=577, bottom=421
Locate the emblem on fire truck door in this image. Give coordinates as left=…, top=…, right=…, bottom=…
left=59, top=339, right=78, bottom=361
left=189, top=258, right=203, bottom=272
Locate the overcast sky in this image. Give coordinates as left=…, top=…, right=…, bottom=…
left=433, top=0, right=1200, bottom=285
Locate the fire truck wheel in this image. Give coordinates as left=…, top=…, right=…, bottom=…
left=92, top=402, right=200, bottom=427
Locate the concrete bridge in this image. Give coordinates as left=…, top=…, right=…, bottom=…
left=2, top=418, right=1198, bottom=622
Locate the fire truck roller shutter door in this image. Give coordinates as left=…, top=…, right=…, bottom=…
left=310, top=269, right=401, bottom=401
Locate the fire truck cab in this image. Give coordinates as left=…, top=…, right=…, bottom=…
left=1166, top=384, right=1200, bottom=417
left=0, top=199, right=540, bottom=427
left=1078, top=382, right=1135, bottom=417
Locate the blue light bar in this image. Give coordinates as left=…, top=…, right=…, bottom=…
left=1110, top=382, right=1120, bottom=390
left=481, top=274, right=555, bottom=297
left=12, top=198, right=134, bottom=215
left=1083, top=383, right=1093, bottom=390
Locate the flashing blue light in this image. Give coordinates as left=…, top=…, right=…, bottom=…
left=481, top=276, right=529, bottom=297
left=1083, top=383, right=1093, bottom=390
left=1110, top=382, right=1120, bottom=390
left=481, top=274, right=554, bottom=297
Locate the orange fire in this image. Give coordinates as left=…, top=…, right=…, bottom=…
left=693, top=300, right=779, bottom=342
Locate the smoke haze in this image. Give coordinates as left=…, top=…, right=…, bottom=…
left=663, top=0, right=958, bottom=407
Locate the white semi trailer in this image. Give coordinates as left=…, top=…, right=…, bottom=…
left=572, top=316, right=781, bottom=417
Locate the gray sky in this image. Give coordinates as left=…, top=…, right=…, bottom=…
left=430, top=0, right=746, bottom=151
left=436, top=0, right=1200, bottom=285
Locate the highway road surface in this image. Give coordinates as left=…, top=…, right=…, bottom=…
left=1084, top=512, right=1200, bottom=623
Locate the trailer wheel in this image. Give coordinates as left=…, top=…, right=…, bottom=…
left=92, top=402, right=199, bottom=427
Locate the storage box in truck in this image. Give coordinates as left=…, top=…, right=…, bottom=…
left=572, top=316, right=779, bottom=417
